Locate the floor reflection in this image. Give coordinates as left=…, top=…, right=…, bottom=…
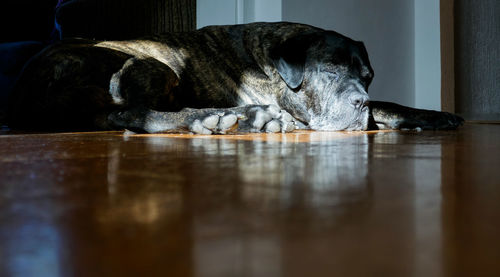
left=135, top=132, right=372, bottom=277
left=370, top=131, right=445, bottom=276
left=181, top=132, right=370, bottom=207
left=2, top=222, right=63, bottom=277
left=2, top=125, right=499, bottom=276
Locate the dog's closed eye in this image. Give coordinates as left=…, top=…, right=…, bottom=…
left=324, top=70, right=341, bottom=81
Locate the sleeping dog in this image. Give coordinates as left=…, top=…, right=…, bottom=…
left=7, top=22, right=463, bottom=134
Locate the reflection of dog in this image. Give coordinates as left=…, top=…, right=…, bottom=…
left=7, top=22, right=463, bottom=134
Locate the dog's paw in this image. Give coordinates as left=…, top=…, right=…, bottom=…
left=236, top=105, right=296, bottom=133
left=417, top=111, right=465, bottom=130
left=186, top=105, right=297, bottom=134
left=187, top=111, right=239, bottom=135
left=436, top=112, right=464, bottom=130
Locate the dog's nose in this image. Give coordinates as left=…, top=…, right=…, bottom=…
left=349, top=93, right=369, bottom=109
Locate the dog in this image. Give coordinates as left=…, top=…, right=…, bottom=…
left=7, top=22, right=463, bottom=134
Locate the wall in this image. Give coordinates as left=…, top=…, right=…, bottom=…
left=197, top=0, right=281, bottom=28
left=197, top=0, right=237, bottom=27
left=242, top=0, right=281, bottom=23
left=415, top=0, right=441, bottom=110
left=283, top=0, right=415, bottom=107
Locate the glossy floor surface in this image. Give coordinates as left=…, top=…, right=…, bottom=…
left=1, top=124, right=499, bottom=277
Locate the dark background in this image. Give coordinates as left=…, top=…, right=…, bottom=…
left=0, top=0, right=196, bottom=42
left=0, top=0, right=196, bottom=126
left=0, top=1, right=59, bottom=43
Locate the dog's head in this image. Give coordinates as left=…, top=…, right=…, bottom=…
left=270, top=30, right=374, bottom=131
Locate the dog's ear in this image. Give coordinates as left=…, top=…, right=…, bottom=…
left=270, top=33, right=319, bottom=90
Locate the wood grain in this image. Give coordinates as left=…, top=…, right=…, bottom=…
left=1, top=124, right=499, bottom=276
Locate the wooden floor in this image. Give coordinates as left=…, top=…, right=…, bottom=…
left=1, top=123, right=499, bottom=277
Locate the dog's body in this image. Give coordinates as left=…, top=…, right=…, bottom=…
left=7, top=22, right=463, bottom=133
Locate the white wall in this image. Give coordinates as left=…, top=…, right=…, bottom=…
left=197, top=0, right=238, bottom=27
left=242, top=0, right=282, bottom=23
left=415, top=0, right=441, bottom=110
left=197, top=0, right=282, bottom=28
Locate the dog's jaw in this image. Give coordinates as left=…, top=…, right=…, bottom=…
left=308, top=107, right=369, bottom=131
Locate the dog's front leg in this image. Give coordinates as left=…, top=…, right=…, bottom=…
left=109, top=104, right=297, bottom=134
left=109, top=57, right=297, bottom=134
left=369, top=101, right=464, bottom=130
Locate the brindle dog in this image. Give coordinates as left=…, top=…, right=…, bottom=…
left=7, top=22, right=463, bottom=134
